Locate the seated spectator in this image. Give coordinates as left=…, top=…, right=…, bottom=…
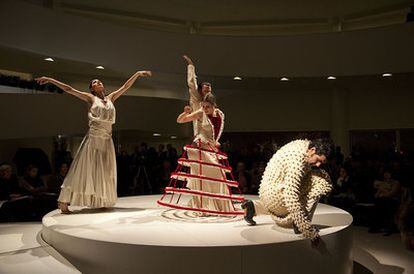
left=330, top=167, right=356, bottom=213
left=0, top=164, right=21, bottom=201
left=46, top=162, right=69, bottom=194
left=369, top=170, right=402, bottom=235
left=19, top=165, right=56, bottom=219
left=0, top=164, right=34, bottom=221
left=19, top=165, right=48, bottom=195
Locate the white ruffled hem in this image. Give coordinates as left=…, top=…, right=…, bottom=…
left=58, top=187, right=116, bottom=208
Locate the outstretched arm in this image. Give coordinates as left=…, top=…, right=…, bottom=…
left=177, top=106, right=202, bottom=123
left=108, top=70, right=152, bottom=102
left=35, top=77, right=93, bottom=103
left=183, top=55, right=202, bottom=107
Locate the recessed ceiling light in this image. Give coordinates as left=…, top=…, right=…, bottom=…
left=280, top=77, right=289, bottom=81
left=44, top=57, right=54, bottom=62
left=96, top=65, right=105, bottom=70
left=327, top=76, right=336, bottom=80
left=382, top=73, right=392, bottom=77
left=170, top=135, right=177, bottom=139
left=233, top=76, right=242, bottom=81
left=153, top=133, right=161, bottom=137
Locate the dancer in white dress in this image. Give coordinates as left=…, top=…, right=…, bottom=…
left=36, top=71, right=151, bottom=213
left=157, top=93, right=244, bottom=215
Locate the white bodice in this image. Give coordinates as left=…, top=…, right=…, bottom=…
left=88, top=97, right=116, bottom=138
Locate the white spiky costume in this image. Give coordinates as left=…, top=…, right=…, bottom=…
left=254, top=139, right=332, bottom=239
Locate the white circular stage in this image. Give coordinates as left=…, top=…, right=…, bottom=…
left=42, top=195, right=353, bottom=274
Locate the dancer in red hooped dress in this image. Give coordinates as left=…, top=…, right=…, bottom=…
left=157, top=56, right=244, bottom=216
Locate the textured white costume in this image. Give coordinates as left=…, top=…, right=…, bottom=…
left=58, top=97, right=117, bottom=208
left=254, top=139, right=332, bottom=238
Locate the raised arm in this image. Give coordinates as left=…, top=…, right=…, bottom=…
left=183, top=55, right=202, bottom=108
left=108, top=70, right=152, bottom=102
left=177, top=106, right=202, bottom=124
left=35, top=77, right=93, bottom=103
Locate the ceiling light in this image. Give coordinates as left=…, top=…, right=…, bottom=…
left=170, top=135, right=177, bottom=139
left=233, top=76, right=242, bottom=81
left=44, top=57, right=54, bottom=62
left=280, top=77, right=289, bottom=81
left=153, top=133, right=161, bottom=137
left=382, top=73, right=392, bottom=77
left=327, top=76, right=336, bottom=80
left=96, top=65, right=105, bottom=70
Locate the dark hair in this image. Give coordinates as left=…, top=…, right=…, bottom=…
left=25, top=164, right=38, bottom=175
left=308, top=138, right=333, bottom=157
left=197, top=82, right=212, bottom=92
left=89, top=79, right=99, bottom=95
left=58, top=162, right=68, bottom=168
left=203, top=93, right=217, bottom=106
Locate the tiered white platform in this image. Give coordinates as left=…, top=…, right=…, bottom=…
left=41, top=195, right=353, bottom=274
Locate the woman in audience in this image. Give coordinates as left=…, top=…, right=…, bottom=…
left=0, top=164, right=33, bottom=221
left=369, top=169, right=402, bottom=234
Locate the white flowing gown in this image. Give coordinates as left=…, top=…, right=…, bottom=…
left=58, top=96, right=117, bottom=208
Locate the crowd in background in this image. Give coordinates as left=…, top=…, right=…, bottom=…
left=0, top=73, right=62, bottom=93
left=1, top=136, right=413, bottom=251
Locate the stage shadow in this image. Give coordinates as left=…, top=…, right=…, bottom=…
left=353, top=247, right=404, bottom=274
left=354, top=261, right=373, bottom=274
left=70, top=207, right=145, bottom=214
left=159, top=209, right=241, bottom=223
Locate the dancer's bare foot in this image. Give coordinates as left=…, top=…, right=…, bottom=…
left=58, top=202, right=71, bottom=214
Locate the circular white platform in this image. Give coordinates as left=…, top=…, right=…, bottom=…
left=42, top=195, right=353, bottom=274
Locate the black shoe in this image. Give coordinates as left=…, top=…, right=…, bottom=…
left=241, top=200, right=256, bottom=226
left=293, top=223, right=301, bottom=234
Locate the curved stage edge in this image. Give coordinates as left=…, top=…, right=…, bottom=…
left=41, top=195, right=353, bottom=274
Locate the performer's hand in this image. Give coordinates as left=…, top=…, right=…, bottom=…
left=137, top=71, right=152, bottom=77
left=183, top=55, right=194, bottom=65
left=184, top=105, right=192, bottom=114
left=35, top=76, right=51, bottom=85
left=311, top=234, right=321, bottom=248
